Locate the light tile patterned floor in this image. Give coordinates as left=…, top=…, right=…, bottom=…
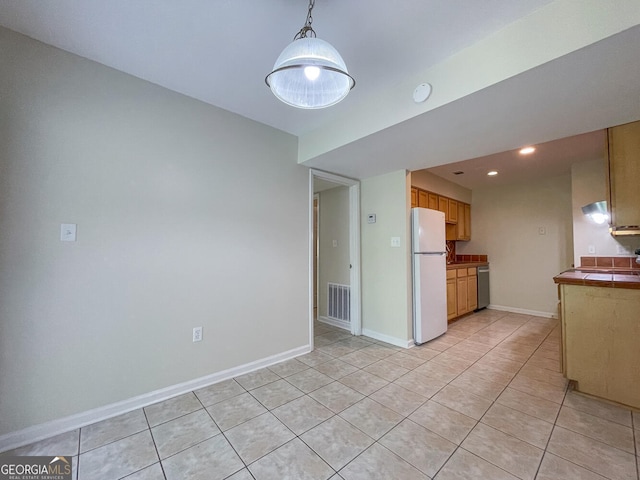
left=3, top=310, right=639, bottom=480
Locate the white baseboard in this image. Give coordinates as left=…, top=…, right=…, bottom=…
left=488, top=304, right=557, bottom=319
left=361, top=328, right=413, bottom=349
left=317, top=316, right=350, bottom=331
left=0, top=345, right=311, bottom=453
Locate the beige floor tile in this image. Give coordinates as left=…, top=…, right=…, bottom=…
left=461, top=423, right=543, bottom=480
left=226, top=468, right=254, bottom=480
left=432, top=384, right=493, bottom=421
left=286, top=368, right=333, bottom=393
left=392, top=370, right=447, bottom=398
left=249, top=378, right=304, bottom=409
left=369, top=383, right=426, bottom=417
left=379, top=419, right=456, bottom=477
left=123, top=462, right=165, bottom=480
left=464, top=362, right=515, bottom=385
left=434, top=448, right=518, bottom=480
left=481, top=403, right=553, bottom=449
left=300, top=416, right=373, bottom=471
left=358, top=344, right=399, bottom=359
left=409, top=400, right=477, bottom=445
left=508, top=374, right=566, bottom=404
left=404, top=345, right=441, bottom=360
left=547, top=426, right=637, bottom=480
left=563, top=391, right=632, bottom=426
left=525, top=354, right=562, bottom=372
left=476, top=354, right=523, bottom=374
left=339, top=350, right=379, bottom=368
left=363, top=359, right=410, bottom=382
left=317, top=342, right=359, bottom=358
left=80, top=409, right=148, bottom=453
left=384, top=352, right=427, bottom=369
left=309, top=381, right=364, bottom=413
left=412, top=362, right=459, bottom=383
left=429, top=352, right=475, bottom=371
left=313, top=359, right=358, bottom=380
left=234, top=368, right=280, bottom=390
left=8, top=429, right=80, bottom=456
left=206, top=391, right=267, bottom=431
left=151, top=409, right=220, bottom=459
left=338, top=370, right=388, bottom=396
left=248, top=438, right=333, bottom=480
left=144, top=393, right=203, bottom=427
left=267, top=358, right=309, bottom=378
left=338, top=397, right=403, bottom=440
left=339, top=443, right=429, bottom=480
left=516, top=364, right=568, bottom=389
left=496, top=387, right=561, bottom=423
left=440, top=347, right=485, bottom=363
left=556, top=406, right=635, bottom=454
left=297, top=350, right=334, bottom=367
left=194, top=379, right=245, bottom=407
left=162, top=434, right=244, bottom=480
left=225, top=412, right=294, bottom=465
left=78, top=430, right=158, bottom=480
left=424, top=334, right=463, bottom=351
left=536, top=452, right=608, bottom=480
left=450, top=372, right=507, bottom=401
left=272, top=396, right=334, bottom=436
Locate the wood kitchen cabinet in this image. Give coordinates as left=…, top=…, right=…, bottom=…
left=447, top=266, right=478, bottom=322
left=607, top=120, right=640, bottom=232
left=411, top=186, right=471, bottom=238
left=411, top=187, right=417, bottom=208
left=446, top=270, right=457, bottom=321
left=418, top=189, right=429, bottom=208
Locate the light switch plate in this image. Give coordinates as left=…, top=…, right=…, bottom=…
left=367, top=214, right=376, bottom=224
left=391, top=237, right=401, bottom=247
left=60, top=223, right=77, bottom=242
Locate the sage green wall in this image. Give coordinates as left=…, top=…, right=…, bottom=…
left=317, top=187, right=350, bottom=319
left=0, top=27, right=308, bottom=436
left=457, top=175, right=574, bottom=315
left=360, top=170, right=412, bottom=345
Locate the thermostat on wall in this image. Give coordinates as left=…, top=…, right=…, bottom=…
left=367, top=214, right=376, bottom=224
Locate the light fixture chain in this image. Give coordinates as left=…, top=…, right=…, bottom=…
left=294, top=0, right=316, bottom=40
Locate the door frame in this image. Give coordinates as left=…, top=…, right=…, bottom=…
left=309, top=169, right=361, bottom=349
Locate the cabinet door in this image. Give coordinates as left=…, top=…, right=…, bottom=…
left=418, top=189, right=429, bottom=208
left=456, top=202, right=466, bottom=240
left=428, top=193, right=438, bottom=210
left=468, top=274, right=478, bottom=311
left=438, top=196, right=449, bottom=221
left=446, top=278, right=457, bottom=321
left=464, top=204, right=471, bottom=240
left=608, top=121, right=640, bottom=227
left=448, top=199, right=458, bottom=224
left=411, top=187, right=418, bottom=208
left=457, top=276, right=468, bottom=315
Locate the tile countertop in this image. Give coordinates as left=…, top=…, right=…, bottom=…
left=553, top=267, right=640, bottom=289
left=446, top=262, right=489, bottom=269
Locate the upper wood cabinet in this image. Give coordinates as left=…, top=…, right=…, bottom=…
left=411, top=186, right=471, bottom=240
left=607, top=120, right=640, bottom=232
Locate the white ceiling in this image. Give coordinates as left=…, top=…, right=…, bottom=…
left=1, top=1, right=639, bottom=186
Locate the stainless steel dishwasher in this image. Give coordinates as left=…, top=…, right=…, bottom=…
left=476, top=265, right=490, bottom=310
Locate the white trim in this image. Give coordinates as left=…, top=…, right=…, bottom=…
left=0, top=345, right=310, bottom=453
left=309, top=169, right=361, bottom=340
left=487, top=304, right=557, bottom=319
left=362, top=328, right=414, bottom=349
left=317, top=315, right=350, bottom=331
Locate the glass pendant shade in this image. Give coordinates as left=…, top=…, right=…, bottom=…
left=266, top=37, right=355, bottom=109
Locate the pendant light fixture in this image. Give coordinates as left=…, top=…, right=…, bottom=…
left=265, top=0, right=355, bottom=109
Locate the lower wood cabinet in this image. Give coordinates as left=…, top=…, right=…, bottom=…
left=447, top=266, right=478, bottom=322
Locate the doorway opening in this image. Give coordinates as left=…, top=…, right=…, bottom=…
left=309, top=169, right=361, bottom=349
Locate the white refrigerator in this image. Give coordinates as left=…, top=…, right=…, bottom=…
left=412, top=207, right=448, bottom=345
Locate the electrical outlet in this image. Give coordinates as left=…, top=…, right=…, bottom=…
left=192, top=327, right=203, bottom=342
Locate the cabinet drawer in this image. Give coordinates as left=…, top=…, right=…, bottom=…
left=446, top=269, right=457, bottom=280
left=456, top=268, right=467, bottom=278
left=467, top=267, right=477, bottom=276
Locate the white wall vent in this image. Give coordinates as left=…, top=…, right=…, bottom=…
left=327, top=283, right=350, bottom=322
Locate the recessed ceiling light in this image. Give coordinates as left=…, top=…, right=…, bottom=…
left=487, top=171, right=498, bottom=176
left=519, top=146, right=536, bottom=155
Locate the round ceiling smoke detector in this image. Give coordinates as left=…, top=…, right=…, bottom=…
left=413, top=83, right=432, bottom=103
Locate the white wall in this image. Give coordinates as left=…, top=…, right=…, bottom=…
left=317, top=186, right=350, bottom=318
left=457, top=175, right=573, bottom=315
left=0, top=28, right=309, bottom=437
left=360, top=170, right=412, bottom=346
left=571, top=158, right=639, bottom=265
left=411, top=170, right=472, bottom=203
